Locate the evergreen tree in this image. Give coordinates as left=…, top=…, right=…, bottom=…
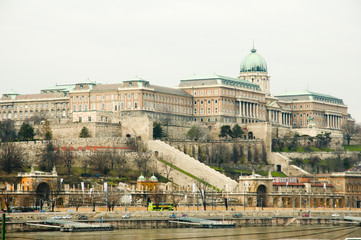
left=153, top=122, right=164, bottom=139
left=79, top=127, right=91, bottom=138
left=232, top=124, right=244, bottom=139
left=18, top=123, right=35, bottom=141
left=220, top=125, right=232, bottom=139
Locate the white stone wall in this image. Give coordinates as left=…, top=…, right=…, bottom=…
left=147, top=140, right=238, bottom=191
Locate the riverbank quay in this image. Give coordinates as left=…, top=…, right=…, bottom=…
left=2, top=209, right=361, bottom=233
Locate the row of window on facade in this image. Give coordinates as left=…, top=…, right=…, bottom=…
left=73, top=93, right=193, bottom=106
left=294, top=103, right=343, bottom=113
left=1, top=103, right=68, bottom=111
left=0, top=109, right=67, bottom=120
left=193, top=89, right=264, bottom=100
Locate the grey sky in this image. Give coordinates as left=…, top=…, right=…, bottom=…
left=1, top=0, right=360, bottom=121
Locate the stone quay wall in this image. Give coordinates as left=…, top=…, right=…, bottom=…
left=4, top=209, right=361, bottom=232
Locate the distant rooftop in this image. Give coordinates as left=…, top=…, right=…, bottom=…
left=276, top=91, right=344, bottom=105
left=180, top=74, right=261, bottom=91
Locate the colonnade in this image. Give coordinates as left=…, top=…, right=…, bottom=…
left=240, top=101, right=259, bottom=119
left=325, top=114, right=342, bottom=129
left=268, top=110, right=291, bottom=126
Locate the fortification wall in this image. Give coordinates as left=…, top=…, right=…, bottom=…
left=281, top=151, right=360, bottom=160
left=12, top=137, right=132, bottom=165
left=29, top=121, right=122, bottom=140
left=121, top=115, right=152, bottom=141
left=168, top=140, right=266, bottom=165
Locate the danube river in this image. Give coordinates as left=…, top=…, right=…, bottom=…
left=7, top=226, right=361, bottom=240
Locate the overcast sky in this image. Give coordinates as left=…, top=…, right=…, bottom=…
left=1, top=0, right=360, bottom=121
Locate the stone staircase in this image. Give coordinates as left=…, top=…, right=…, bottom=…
left=147, top=140, right=238, bottom=191
left=154, top=158, right=195, bottom=187
left=269, top=152, right=310, bottom=176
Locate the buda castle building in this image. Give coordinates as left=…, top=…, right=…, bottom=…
left=0, top=47, right=350, bottom=132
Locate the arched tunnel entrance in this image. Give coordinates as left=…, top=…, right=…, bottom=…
left=36, top=182, right=51, bottom=210
left=257, top=185, right=267, bottom=207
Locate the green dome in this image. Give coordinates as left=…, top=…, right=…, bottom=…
left=138, top=173, right=146, bottom=181
left=240, top=48, right=267, bottom=73
left=150, top=174, right=158, bottom=182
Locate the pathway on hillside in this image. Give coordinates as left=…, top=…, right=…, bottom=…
left=147, top=140, right=238, bottom=191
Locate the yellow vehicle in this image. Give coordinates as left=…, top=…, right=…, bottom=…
left=148, top=202, right=174, bottom=211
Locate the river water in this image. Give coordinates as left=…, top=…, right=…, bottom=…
left=7, top=226, right=361, bottom=240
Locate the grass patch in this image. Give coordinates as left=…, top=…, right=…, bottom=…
left=158, top=159, right=221, bottom=192
left=210, top=166, right=287, bottom=178
left=344, top=145, right=361, bottom=151
left=279, top=146, right=334, bottom=152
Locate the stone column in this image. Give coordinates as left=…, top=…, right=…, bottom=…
left=245, top=102, right=247, bottom=117
left=287, top=114, right=290, bottom=126
left=332, top=115, right=334, bottom=128
left=241, top=102, right=244, bottom=117
left=326, top=115, right=329, bottom=128
left=240, top=102, right=243, bottom=116
left=252, top=104, right=255, bottom=118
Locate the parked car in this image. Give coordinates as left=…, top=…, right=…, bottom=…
left=122, top=214, right=130, bottom=219
left=169, top=214, right=177, bottom=218
left=302, top=213, right=309, bottom=217
left=51, top=215, right=62, bottom=220
left=233, top=213, right=243, bottom=218
left=78, top=215, right=88, bottom=220
left=331, top=213, right=340, bottom=217
left=179, top=213, right=188, bottom=218
left=63, top=215, right=72, bottom=219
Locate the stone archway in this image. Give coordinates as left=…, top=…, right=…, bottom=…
left=257, top=185, right=267, bottom=207
left=36, top=182, right=51, bottom=210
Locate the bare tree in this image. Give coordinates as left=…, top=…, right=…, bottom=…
left=88, top=151, right=111, bottom=175
left=195, top=179, right=210, bottom=211
left=134, top=152, right=152, bottom=173
left=150, top=188, right=164, bottom=210
left=162, top=155, right=174, bottom=182
left=342, top=122, right=361, bottom=146
left=0, top=189, right=14, bottom=212
left=210, top=144, right=229, bottom=168
left=107, top=189, right=123, bottom=211
left=0, top=119, right=16, bottom=142
left=86, top=192, right=102, bottom=212
left=169, top=182, right=181, bottom=211
left=50, top=181, right=63, bottom=212
left=61, top=147, right=74, bottom=176
left=0, top=142, right=24, bottom=173
left=69, top=193, right=84, bottom=212
left=39, top=141, right=60, bottom=171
